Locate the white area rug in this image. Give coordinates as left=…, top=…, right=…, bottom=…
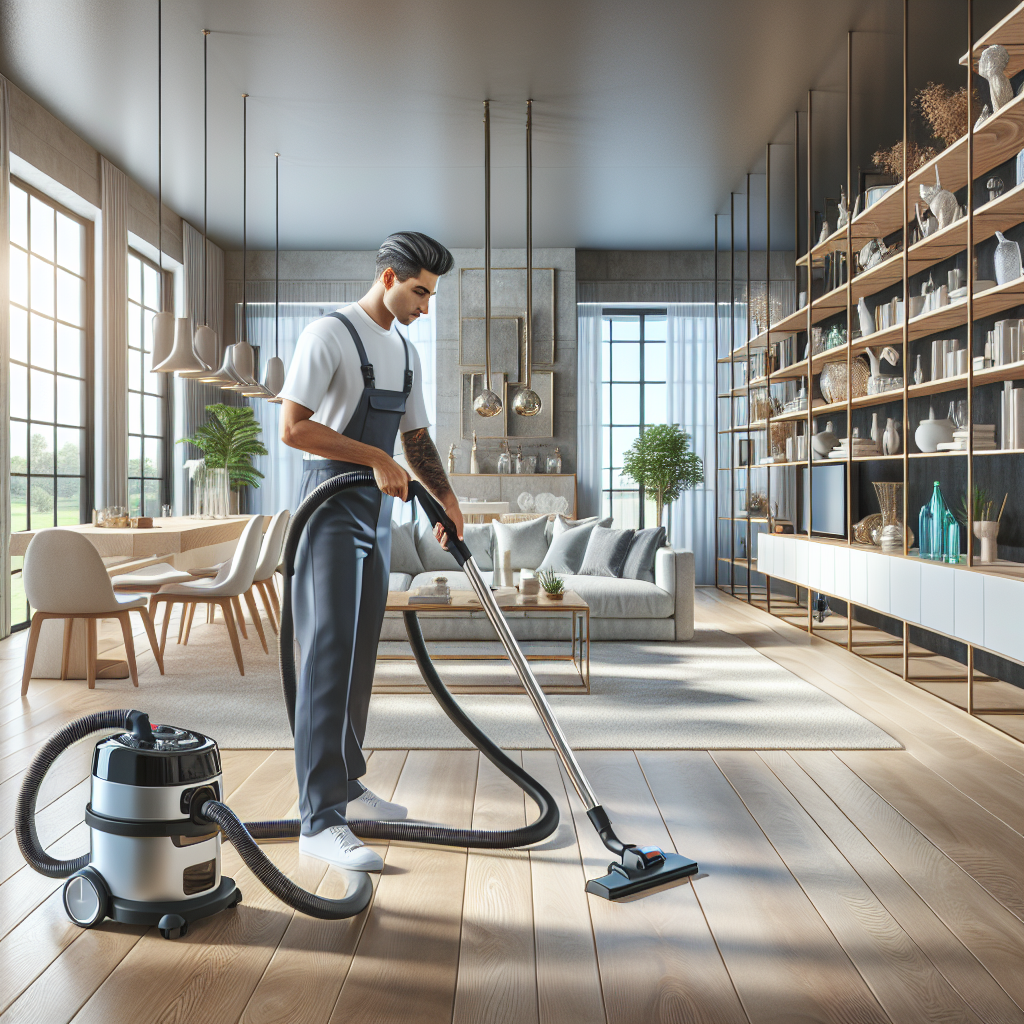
left=126, top=619, right=899, bottom=750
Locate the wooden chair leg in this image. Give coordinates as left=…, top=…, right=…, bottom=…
left=138, top=609, right=165, bottom=675
left=86, top=619, right=98, bottom=690
left=220, top=600, right=245, bottom=676
left=21, top=615, right=45, bottom=696
left=231, top=596, right=249, bottom=639
left=207, top=603, right=215, bottom=624
left=61, top=618, right=74, bottom=680
left=269, top=579, right=281, bottom=622
left=244, top=589, right=269, bottom=654
left=158, top=600, right=173, bottom=657
left=178, top=601, right=189, bottom=644
left=117, top=613, right=140, bottom=688
left=257, top=581, right=278, bottom=634
left=182, top=603, right=197, bottom=645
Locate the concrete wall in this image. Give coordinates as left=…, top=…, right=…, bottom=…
left=225, top=247, right=578, bottom=472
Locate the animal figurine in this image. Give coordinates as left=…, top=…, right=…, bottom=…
left=883, top=418, right=900, bottom=456
left=919, top=169, right=959, bottom=231
left=978, top=45, right=1013, bottom=111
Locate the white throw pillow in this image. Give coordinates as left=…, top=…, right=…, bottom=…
left=463, top=523, right=494, bottom=570
left=492, top=516, right=551, bottom=571
left=390, top=521, right=425, bottom=575
left=552, top=514, right=612, bottom=540
left=536, top=518, right=607, bottom=575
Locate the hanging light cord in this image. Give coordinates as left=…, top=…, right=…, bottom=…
left=275, top=152, right=280, bottom=359
left=483, top=100, right=491, bottom=392
left=242, top=93, right=248, bottom=346
left=202, top=30, right=209, bottom=328
left=157, top=0, right=162, bottom=285
left=525, top=98, right=532, bottom=392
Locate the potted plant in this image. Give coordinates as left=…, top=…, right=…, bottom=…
left=536, top=569, right=565, bottom=600
left=178, top=404, right=268, bottom=514
left=621, top=424, right=704, bottom=532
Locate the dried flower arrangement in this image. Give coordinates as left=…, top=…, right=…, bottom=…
left=871, top=139, right=936, bottom=181
left=915, top=82, right=982, bottom=147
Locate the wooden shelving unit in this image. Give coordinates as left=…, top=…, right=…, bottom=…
left=714, top=2, right=1024, bottom=740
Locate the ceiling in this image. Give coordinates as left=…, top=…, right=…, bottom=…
left=0, top=0, right=1000, bottom=252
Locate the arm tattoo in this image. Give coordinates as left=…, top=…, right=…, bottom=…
left=402, top=427, right=454, bottom=504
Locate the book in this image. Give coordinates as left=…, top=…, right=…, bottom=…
left=408, top=584, right=452, bottom=605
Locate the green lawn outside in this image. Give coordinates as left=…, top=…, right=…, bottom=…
left=8, top=501, right=84, bottom=628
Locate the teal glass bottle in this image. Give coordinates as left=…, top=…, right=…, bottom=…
left=924, top=481, right=949, bottom=561
left=945, top=511, right=961, bottom=564
left=918, top=504, right=933, bottom=559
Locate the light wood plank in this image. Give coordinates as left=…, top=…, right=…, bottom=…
left=329, top=749, right=479, bottom=1024
left=237, top=749, right=407, bottom=1024
left=639, top=750, right=890, bottom=1024
left=453, top=752, right=538, bottom=1024
left=838, top=750, right=1024, bottom=919
left=761, top=750, right=1024, bottom=1024
left=522, top=750, right=606, bottom=1024
left=569, top=751, right=746, bottom=1024
left=713, top=750, right=986, bottom=1024
left=793, top=750, right=1024, bottom=1010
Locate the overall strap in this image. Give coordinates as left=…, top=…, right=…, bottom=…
left=394, top=328, right=414, bottom=394
left=328, top=312, right=374, bottom=388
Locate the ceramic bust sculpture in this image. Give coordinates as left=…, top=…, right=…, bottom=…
left=914, top=404, right=954, bottom=453
left=920, top=169, right=959, bottom=232
left=993, top=231, right=1022, bottom=285
left=978, top=44, right=1013, bottom=112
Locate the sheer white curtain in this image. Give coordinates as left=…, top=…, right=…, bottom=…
left=0, top=75, right=10, bottom=637
left=576, top=303, right=603, bottom=518
left=666, top=302, right=716, bottom=584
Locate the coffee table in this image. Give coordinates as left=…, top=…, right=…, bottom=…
left=381, top=589, right=590, bottom=694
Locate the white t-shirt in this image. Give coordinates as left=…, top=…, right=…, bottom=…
left=278, top=302, right=430, bottom=455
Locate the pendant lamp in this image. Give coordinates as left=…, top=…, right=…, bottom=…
left=178, top=30, right=218, bottom=379
left=264, top=152, right=285, bottom=402
left=149, top=0, right=174, bottom=370
left=513, top=98, right=541, bottom=417
left=224, top=92, right=270, bottom=397
left=474, top=100, right=502, bottom=418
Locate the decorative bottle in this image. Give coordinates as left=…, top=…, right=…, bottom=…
left=944, top=511, right=961, bottom=564
left=924, top=481, right=950, bottom=561
left=514, top=445, right=524, bottom=474
left=496, top=440, right=511, bottom=475
left=918, top=504, right=933, bottom=559
left=470, top=432, right=480, bottom=475
left=546, top=447, right=562, bottom=474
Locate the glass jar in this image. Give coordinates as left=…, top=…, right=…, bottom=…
left=546, top=447, right=562, bottom=474
left=496, top=441, right=512, bottom=475
left=520, top=455, right=537, bottom=474
left=944, top=511, right=961, bottom=564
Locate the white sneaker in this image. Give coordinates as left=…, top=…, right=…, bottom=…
left=298, top=825, right=384, bottom=872
left=348, top=786, right=408, bottom=822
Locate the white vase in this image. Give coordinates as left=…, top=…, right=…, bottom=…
left=994, top=231, right=1022, bottom=285
left=914, top=404, right=954, bottom=453
left=811, top=420, right=838, bottom=460
left=882, top=417, right=901, bottom=455
left=858, top=297, right=874, bottom=337
left=870, top=413, right=881, bottom=447
left=974, top=520, right=999, bottom=563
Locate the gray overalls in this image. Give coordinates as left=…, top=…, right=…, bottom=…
left=292, top=311, right=413, bottom=836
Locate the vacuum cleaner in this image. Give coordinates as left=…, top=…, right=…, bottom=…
left=16, top=472, right=697, bottom=939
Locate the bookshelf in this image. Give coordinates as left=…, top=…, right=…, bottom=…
left=714, top=1, right=1024, bottom=740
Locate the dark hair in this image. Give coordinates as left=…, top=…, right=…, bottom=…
left=375, top=231, right=454, bottom=281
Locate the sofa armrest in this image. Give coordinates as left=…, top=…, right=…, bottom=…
left=655, top=548, right=695, bottom=641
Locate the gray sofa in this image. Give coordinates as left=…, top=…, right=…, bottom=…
left=382, top=519, right=695, bottom=642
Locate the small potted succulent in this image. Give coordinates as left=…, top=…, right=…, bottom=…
left=536, top=569, right=565, bottom=600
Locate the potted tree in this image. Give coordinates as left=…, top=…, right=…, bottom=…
left=179, top=404, right=268, bottom=514
left=621, top=424, right=704, bottom=534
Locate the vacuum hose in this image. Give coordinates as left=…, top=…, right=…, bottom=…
left=16, top=471, right=557, bottom=920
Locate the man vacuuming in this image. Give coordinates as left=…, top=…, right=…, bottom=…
left=278, top=232, right=462, bottom=872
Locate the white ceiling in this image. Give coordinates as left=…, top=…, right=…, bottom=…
left=0, top=0, right=994, bottom=252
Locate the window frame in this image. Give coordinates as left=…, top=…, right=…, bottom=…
left=126, top=247, right=173, bottom=517
left=8, top=176, right=95, bottom=630
left=600, top=307, right=668, bottom=530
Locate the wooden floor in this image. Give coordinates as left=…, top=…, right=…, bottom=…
left=1, top=589, right=1022, bottom=1024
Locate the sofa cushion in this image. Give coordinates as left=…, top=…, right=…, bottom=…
left=579, top=527, right=635, bottom=577
left=389, top=572, right=413, bottom=591
left=390, top=521, right=425, bottom=576
left=415, top=519, right=462, bottom=571
left=561, top=576, right=673, bottom=618
left=553, top=514, right=611, bottom=538
left=622, top=527, right=666, bottom=584
left=493, top=515, right=550, bottom=570
left=537, top=519, right=606, bottom=575
left=463, top=523, right=494, bottom=570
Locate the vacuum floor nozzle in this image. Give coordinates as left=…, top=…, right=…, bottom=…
left=585, top=851, right=699, bottom=901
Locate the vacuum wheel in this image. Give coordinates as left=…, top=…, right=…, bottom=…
left=63, top=869, right=109, bottom=929
left=158, top=913, right=189, bottom=940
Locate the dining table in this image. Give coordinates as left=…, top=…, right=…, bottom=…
left=11, top=515, right=268, bottom=680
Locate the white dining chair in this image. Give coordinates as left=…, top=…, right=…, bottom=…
left=249, top=509, right=290, bottom=633
left=21, top=529, right=164, bottom=695
left=150, top=515, right=266, bottom=675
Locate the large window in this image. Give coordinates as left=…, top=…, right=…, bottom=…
left=9, top=180, right=91, bottom=629
left=127, top=250, right=170, bottom=516
left=601, top=309, right=667, bottom=528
